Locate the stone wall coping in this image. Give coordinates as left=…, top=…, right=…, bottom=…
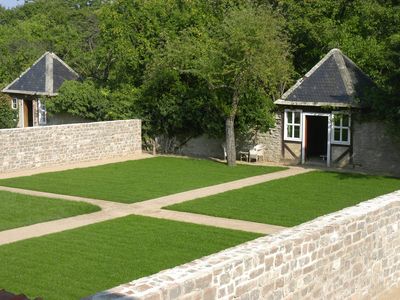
left=0, top=119, right=141, bottom=133
left=90, top=190, right=400, bottom=299
left=0, top=119, right=142, bottom=173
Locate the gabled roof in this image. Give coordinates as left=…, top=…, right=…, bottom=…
left=2, top=52, right=79, bottom=96
left=275, top=49, right=374, bottom=108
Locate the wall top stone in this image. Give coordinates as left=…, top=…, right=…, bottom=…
left=88, top=190, right=400, bottom=299
left=0, top=119, right=142, bottom=173
left=0, top=119, right=141, bottom=133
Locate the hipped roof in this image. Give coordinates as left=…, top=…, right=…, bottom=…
left=275, top=49, right=374, bottom=108
left=2, top=52, right=79, bottom=96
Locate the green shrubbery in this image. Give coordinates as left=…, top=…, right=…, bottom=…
left=0, top=94, right=17, bottom=129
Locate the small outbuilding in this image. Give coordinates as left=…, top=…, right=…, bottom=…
left=259, top=48, right=400, bottom=175
left=2, top=52, right=79, bottom=128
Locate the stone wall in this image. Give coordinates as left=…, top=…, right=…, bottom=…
left=88, top=190, right=400, bottom=300
left=178, top=135, right=224, bottom=159
left=0, top=120, right=141, bottom=173
left=47, top=112, right=91, bottom=126
left=256, top=113, right=282, bottom=163
left=353, top=121, right=400, bottom=176
left=331, top=145, right=351, bottom=168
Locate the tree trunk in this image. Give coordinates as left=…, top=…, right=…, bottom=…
left=225, top=115, right=236, bottom=166
left=225, top=87, right=240, bottom=166
left=152, top=138, right=157, bottom=155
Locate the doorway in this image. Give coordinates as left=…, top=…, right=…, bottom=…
left=23, top=100, right=33, bottom=127
left=305, top=115, right=328, bottom=163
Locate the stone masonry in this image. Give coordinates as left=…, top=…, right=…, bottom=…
left=353, top=121, right=400, bottom=177
left=257, top=113, right=282, bottom=163
left=87, top=190, right=400, bottom=300
left=0, top=120, right=141, bottom=173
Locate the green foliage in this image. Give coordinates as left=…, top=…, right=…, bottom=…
left=48, top=80, right=108, bottom=121
left=0, top=0, right=399, bottom=140
left=0, top=0, right=101, bottom=87
left=279, top=0, right=400, bottom=131
left=0, top=93, right=17, bottom=128
left=143, top=4, right=291, bottom=145
left=48, top=80, right=136, bottom=121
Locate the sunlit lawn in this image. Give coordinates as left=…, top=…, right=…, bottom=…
left=166, top=171, right=400, bottom=227
left=0, top=191, right=99, bottom=231
left=0, top=215, right=261, bottom=300
left=0, top=157, right=285, bottom=203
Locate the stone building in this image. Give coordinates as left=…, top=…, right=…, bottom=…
left=2, top=52, right=80, bottom=128
left=259, top=48, right=400, bottom=175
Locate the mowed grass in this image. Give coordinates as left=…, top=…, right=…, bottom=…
left=166, top=171, right=400, bottom=227
left=0, top=191, right=100, bottom=231
left=0, top=215, right=261, bottom=300
left=0, top=157, right=284, bottom=203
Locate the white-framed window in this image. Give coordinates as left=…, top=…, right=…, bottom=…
left=11, top=98, right=18, bottom=110
left=38, top=99, right=47, bottom=125
left=331, top=112, right=351, bottom=145
left=284, top=109, right=302, bottom=141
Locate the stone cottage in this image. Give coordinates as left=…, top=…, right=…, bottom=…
left=259, top=48, right=400, bottom=175
left=2, top=52, right=79, bottom=128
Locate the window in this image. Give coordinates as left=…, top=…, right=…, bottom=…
left=38, top=99, right=47, bottom=125
left=11, top=98, right=18, bottom=110
left=284, top=110, right=302, bottom=141
left=331, top=112, right=351, bottom=145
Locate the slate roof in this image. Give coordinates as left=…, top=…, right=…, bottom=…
left=275, top=49, right=374, bottom=107
left=2, top=52, right=79, bottom=96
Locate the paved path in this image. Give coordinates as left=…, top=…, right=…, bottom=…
left=0, top=167, right=312, bottom=245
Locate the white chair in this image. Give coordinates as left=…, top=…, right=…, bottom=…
left=249, top=144, right=265, bottom=162
left=221, top=144, right=227, bottom=160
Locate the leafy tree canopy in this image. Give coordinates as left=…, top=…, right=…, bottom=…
left=0, top=0, right=398, bottom=148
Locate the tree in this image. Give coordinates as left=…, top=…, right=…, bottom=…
left=47, top=80, right=108, bottom=121
left=0, top=94, right=17, bottom=129
left=153, top=5, right=292, bottom=165
left=0, top=0, right=102, bottom=88
left=48, top=80, right=137, bottom=121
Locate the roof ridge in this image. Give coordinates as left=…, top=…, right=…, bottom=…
left=49, top=52, right=79, bottom=78
left=332, top=50, right=354, bottom=98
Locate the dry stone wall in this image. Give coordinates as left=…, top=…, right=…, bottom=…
left=87, top=190, right=400, bottom=300
left=353, top=121, right=400, bottom=177
left=0, top=120, right=141, bottom=173
left=256, top=113, right=282, bottom=163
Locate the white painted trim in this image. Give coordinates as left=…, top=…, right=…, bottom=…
left=284, top=109, right=302, bottom=142
left=301, top=112, right=331, bottom=167
left=11, top=98, right=18, bottom=110
left=38, top=98, right=47, bottom=125
left=2, top=89, right=58, bottom=96
left=17, top=99, right=24, bottom=128
left=21, top=99, right=25, bottom=128
left=331, top=111, right=351, bottom=146
left=274, top=99, right=359, bottom=108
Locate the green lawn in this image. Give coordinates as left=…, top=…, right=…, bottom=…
left=0, top=191, right=100, bottom=231
left=165, top=171, right=400, bottom=227
left=0, top=215, right=260, bottom=300
left=0, top=157, right=284, bottom=203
